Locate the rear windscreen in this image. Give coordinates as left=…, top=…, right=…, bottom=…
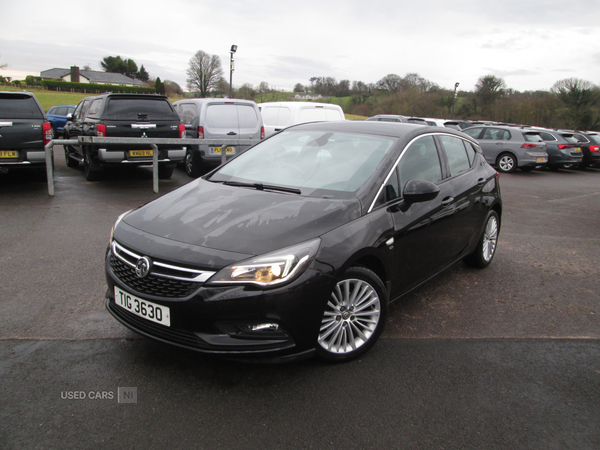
left=206, top=104, right=259, bottom=129
left=104, top=98, right=176, bottom=119
left=0, top=94, right=44, bottom=119
left=523, top=132, right=543, bottom=142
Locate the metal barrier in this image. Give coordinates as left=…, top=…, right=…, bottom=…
left=44, top=137, right=260, bottom=196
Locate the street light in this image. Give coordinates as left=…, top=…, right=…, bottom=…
left=451, top=82, right=460, bottom=119
left=229, top=45, right=237, bottom=98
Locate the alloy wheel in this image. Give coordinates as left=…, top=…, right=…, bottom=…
left=318, top=278, right=381, bottom=354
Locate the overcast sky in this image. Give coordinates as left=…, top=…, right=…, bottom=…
left=2, top=0, right=599, bottom=93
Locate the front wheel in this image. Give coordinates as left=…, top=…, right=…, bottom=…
left=184, top=149, right=202, bottom=178
left=316, top=267, right=388, bottom=362
left=497, top=153, right=517, bottom=173
left=464, top=210, right=500, bottom=268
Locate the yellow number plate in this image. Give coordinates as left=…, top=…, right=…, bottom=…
left=0, top=151, right=18, bottom=158
left=211, top=147, right=235, bottom=154
left=537, top=157, right=547, bottom=163
left=573, top=147, right=582, bottom=152
left=129, top=150, right=153, bottom=157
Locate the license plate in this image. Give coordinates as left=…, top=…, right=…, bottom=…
left=114, top=287, right=171, bottom=326
left=573, top=147, right=582, bottom=152
left=211, top=147, right=235, bottom=154
left=0, top=151, right=17, bottom=158
left=129, top=150, right=153, bottom=157
left=537, top=157, right=547, bottom=163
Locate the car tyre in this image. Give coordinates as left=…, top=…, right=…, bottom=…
left=316, top=266, right=388, bottom=362
left=497, top=153, right=517, bottom=173
left=184, top=149, right=202, bottom=178
left=64, top=147, right=78, bottom=168
left=464, top=210, right=500, bottom=268
left=158, top=165, right=174, bottom=179
left=84, top=147, right=102, bottom=181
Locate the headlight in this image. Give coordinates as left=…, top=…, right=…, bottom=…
left=207, top=238, right=321, bottom=287
left=109, top=210, right=131, bottom=243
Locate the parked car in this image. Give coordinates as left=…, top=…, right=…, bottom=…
left=259, top=101, right=345, bottom=137
left=172, top=98, right=264, bottom=178
left=105, top=121, right=502, bottom=362
left=568, top=131, right=600, bottom=168
left=527, top=128, right=584, bottom=170
left=46, top=104, right=76, bottom=138
left=366, top=114, right=410, bottom=123
left=0, top=91, right=52, bottom=176
left=64, top=93, right=186, bottom=181
left=462, top=125, right=548, bottom=173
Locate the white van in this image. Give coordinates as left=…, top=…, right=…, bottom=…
left=258, top=101, right=345, bottom=137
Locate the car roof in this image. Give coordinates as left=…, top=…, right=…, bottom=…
left=285, top=120, right=475, bottom=142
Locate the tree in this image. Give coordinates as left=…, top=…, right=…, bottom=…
left=137, top=65, right=150, bottom=82
left=100, top=56, right=139, bottom=78
left=164, top=79, right=183, bottom=96
left=155, top=77, right=165, bottom=95
left=551, top=78, right=600, bottom=129
left=376, top=74, right=403, bottom=94
left=186, top=50, right=224, bottom=97
left=475, top=75, right=507, bottom=114
left=237, top=83, right=256, bottom=100
left=293, top=83, right=304, bottom=93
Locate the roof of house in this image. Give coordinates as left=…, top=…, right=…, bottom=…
left=40, top=68, right=146, bottom=86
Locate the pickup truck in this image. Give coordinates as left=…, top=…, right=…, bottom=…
left=64, top=93, right=186, bottom=181
left=0, top=91, right=52, bottom=176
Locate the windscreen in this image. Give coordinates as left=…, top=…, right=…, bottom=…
left=523, top=132, right=544, bottom=142
left=209, top=129, right=396, bottom=198
left=0, top=94, right=44, bottom=119
left=104, top=97, right=175, bottom=119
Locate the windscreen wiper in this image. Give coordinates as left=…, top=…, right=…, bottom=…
left=223, top=180, right=301, bottom=194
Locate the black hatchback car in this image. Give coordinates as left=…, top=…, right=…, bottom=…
left=105, top=121, right=502, bottom=362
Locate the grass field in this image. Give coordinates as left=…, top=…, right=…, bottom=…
left=0, top=84, right=367, bottom=119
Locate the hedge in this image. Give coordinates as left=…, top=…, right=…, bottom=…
left=40, top=80, right=156, bottom=94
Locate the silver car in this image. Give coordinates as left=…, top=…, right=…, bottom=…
left=462, top=125, right=548, bottom=173
left=173, top=98, right=264, bottom=177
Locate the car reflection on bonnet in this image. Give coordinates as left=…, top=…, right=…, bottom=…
left=105, top=121, right=502, bottom=362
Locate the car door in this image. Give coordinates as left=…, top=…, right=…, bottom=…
left=437, top=134, right=490, bottom=257
left=67, top=98, right=93, bottom=156
left=383, top=135, right=460, bottom=298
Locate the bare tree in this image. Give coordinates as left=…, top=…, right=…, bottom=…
left=376, top=74, right=403, bottom=94
left=186, top=50, right=224, bottom=97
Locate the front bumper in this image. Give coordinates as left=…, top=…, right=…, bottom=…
left=105, top=250, right=333, bottom=359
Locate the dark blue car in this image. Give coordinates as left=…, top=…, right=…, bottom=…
left=46, top=104, right=76, bottom=138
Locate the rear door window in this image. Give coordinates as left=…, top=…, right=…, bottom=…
left=237, top=105, right=259, bottom=128
left=261, top=106, right=291, bottom=127
left=439, top=135, right=471, bottom=176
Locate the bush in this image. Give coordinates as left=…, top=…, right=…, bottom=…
left=41, top=80, right=155, bottom=94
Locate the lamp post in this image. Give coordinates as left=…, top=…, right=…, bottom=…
left=451, top=82, right=459, bottom=119
left=229, top=45, right=237, bottom=98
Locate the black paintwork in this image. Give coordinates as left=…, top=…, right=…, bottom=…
left=105, top=121, right=502, bottom=360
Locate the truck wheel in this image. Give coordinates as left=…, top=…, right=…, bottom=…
left=158, top=165, right=174, bottom=179
left=84, top=148, right=101, bottom=181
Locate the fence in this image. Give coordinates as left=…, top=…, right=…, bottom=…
left=44, top=137, right=260, bottom=196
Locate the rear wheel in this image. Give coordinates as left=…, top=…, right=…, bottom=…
left=497, top=153, right=517, bottom=173
left=316, top=267, right=388, bottom=362
left=464, top=210, right=500, bottom=268
left=83, top=147, right=102, bottom=181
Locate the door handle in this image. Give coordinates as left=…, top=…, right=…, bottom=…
left=227, top=132, right=237, bottom=136
left=477, top=178, right=486, bottom=186
left=441, top=197, right=454, bottom=206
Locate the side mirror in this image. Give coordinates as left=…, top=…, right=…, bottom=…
left=403, top=179, right=440, bottom=204
left=66, top=113, right=73, bottom=121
